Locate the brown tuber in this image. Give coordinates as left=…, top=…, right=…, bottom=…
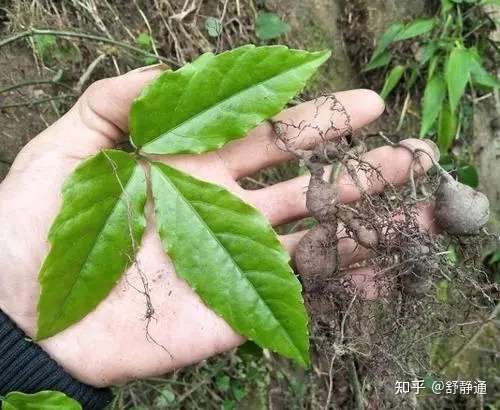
left=347, top=218, right=379, bottom=249
left=295, top=224, right=338, bottom=278
left=435, top=174, right=490, bottom=235
left=306, top=172, right=338, bottom=223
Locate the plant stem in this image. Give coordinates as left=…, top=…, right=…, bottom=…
left=0, top=80, right=74, bottom=95
left=0, top=28, right=179, bottom=67
left=0, top=94, right=75, bottom=109
left=348, top=359, right=364, bottom=410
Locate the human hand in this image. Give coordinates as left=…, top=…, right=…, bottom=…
left=0, top=66, right=437, bottom=387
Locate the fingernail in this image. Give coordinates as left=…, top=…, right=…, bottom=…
left=131, top=63, right=170, bottom=73
left=422, top=139, right=440, bottom=162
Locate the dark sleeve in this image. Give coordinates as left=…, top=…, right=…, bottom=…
left=0, top=309, right=113, bottom=410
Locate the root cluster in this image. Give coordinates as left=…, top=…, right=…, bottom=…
left=271, top=95, right=498, bottom=408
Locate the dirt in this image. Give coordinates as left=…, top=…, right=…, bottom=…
left=0, top=49, right=61, bottom=180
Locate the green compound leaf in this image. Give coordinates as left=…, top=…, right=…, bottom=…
left=2, top=391, right=81, bottom=410
left=129, top=45, right=330, bottom=155
left=37, top=150, right=147, bottom=340
left=420, top=74, right=446, bottom=137
left=150, top=162, right=309, bottom=367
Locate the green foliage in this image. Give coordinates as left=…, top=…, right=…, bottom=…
left=205, top=17, right=223, bottom=37
left=38, top=45, right=327, bottom=364
left=1, top=391, right=81, bottom=410
left=363, top=51, right=391, bottom=72
left=136, top=32, right=153, bottom=50
left=437, top=103, right=457, bottom=153
left=365, top=23, right=404, bottom=70
left=135, top=33, right=158, bottom=65
left=37, top=150, right=147, bottom=339
left=32, top=34, right=80, bottom=67
left=255, top=12, right=290, bottom=40
left=380, top=65, right=406, bottom=99
left=153, top=388, right=176, bottom=408
left=470, top=51, right=500, bottom=88
left=394, top=18, right=436, bottom=41
left=457, top=163, right=479, bottom=187
left=150, top=162, right=309, bottom=366
left=445, top=46, right=473, bottom=113
left=33, top=34, right=57, bottom=62
left=129, top=45, right=330, bottom=154
left=365, top=0, right=498, bottom=181
left=420, top=74, right=446, bottom=137
left=436, top=279, right=449, bottom=303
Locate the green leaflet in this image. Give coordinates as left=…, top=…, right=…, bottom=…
left=129, top=45, right=330, bottom=155
left=150, top=162, right=309, bottom=367
left=445, top=46, right=473, bottom=113
left=1, top=391, right=81, bottom=410
left=37, top=150, right=147, bottom=340
left=420, top=74, right=446, bottom=137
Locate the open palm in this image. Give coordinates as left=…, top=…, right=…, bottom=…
left=0, top=66, right=436, bottom=387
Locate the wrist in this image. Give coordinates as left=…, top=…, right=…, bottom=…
left=0, top=308, right=113, bottom=408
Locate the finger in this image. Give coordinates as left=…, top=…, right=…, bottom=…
left=218, top=90, right=385, bottom=179
left=248, top=138, right=438, bottom=226
left=279, top=202, right=438, bottom=267
left=342, top=266, right=382, bottom=300
left=46, top=65, right=167, bottom=151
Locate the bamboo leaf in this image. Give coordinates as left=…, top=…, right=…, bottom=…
left=437, top=103, right=457, bottom=153
left=445, top=46, right=473, bottom=113
left=380, top=65, right=406, bottom=99
left=130, top=45, right=330, bottom=155
left=37, top=150, right=147, bottom=339
left=394, top=18, right=436, bottom=41
left=420, top=74, right=446, bottom=137
left=151, top=162, right=309, bottom=366
left=418, top=41, right=438, bottom=66
left=363, top=51, right=392, bottom=72
left=471, top=59, right=500, bottom=89
left=366, top=23, right=404, bottom=66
